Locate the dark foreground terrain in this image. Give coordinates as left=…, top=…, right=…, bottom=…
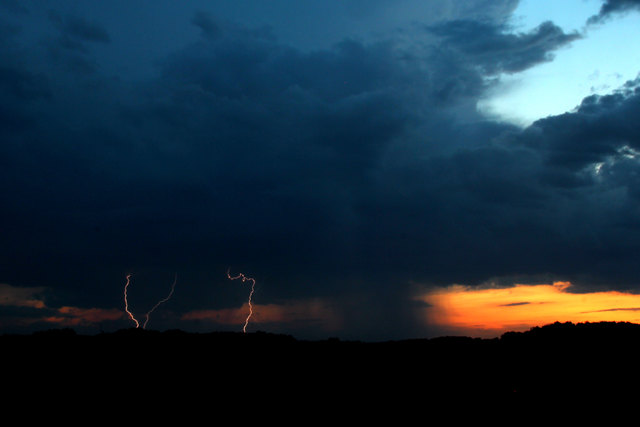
left=4, top=321, right=640, bottom=409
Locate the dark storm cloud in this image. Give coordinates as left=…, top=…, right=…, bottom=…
left=0, top=66, right=50, bottom=101
left=140, top=27, right=423, bottom=287
left=589, top=0, right=640, bottom=23
left=2, top=2, right=640, bottom=338
left=43, top=13, right=111, bottom=74
left=0, top=16, right=51, bottom=132
left=519, top=78, right=640, bottom=170
left=0, top=65, right=50, bottom=130
left=187, top=0, right=521, bottom=50
left=0, top=19, right=19, bottom=44
left=428, top=20, right=581, bottom=74
left=501, top=79, right=640, bottom=289
left=191, top=11, right=221, bottom=39
left=0, top=0, right=28, bottom=15
left=48, top=12, right=111, bottom=44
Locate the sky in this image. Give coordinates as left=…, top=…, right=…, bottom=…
left=2, top=0, right=640, bottom=341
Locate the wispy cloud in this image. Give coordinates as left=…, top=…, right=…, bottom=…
left=1, top=283, right=123, bottom=327
left=0, top=283, right=47, bottom=309
left=581, top=307, right=640, bottom=313
left=588, top=0, right=640, bottom=24
left=182, top=299, right=342, bottom=331
left=498, top=302, right=532, bottom=307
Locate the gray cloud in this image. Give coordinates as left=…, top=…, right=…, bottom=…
left=518, top=78, right=640, bottom=170
left=589, top=0, right=640, bottom=23
left=428, top=20, right=581, bottom=74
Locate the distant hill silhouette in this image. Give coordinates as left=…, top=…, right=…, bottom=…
left=4, top=321, right=640, bottom=405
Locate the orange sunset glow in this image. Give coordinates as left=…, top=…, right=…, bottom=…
left=420, top=282, right=640, bottom=337
left=182, top=299, right=342, bottom=331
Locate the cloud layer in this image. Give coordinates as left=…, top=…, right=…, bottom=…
left=1, top=1, right=639, bottom=339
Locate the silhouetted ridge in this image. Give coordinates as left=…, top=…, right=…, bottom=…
left=4, top=321, right=640, bottom=398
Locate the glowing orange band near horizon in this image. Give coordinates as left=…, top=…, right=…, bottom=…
left=227, top=269, right=256, bottom=333
left=420, top=281, right=640, bottom=337
left=123, top=274, right=140, bottom=328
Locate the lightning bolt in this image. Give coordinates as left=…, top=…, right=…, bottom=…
left=143, top=273, right=178, bottom=329
left=227, top=268, right=256, bottom=333
left=124, top=274, right=140, bottom=328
